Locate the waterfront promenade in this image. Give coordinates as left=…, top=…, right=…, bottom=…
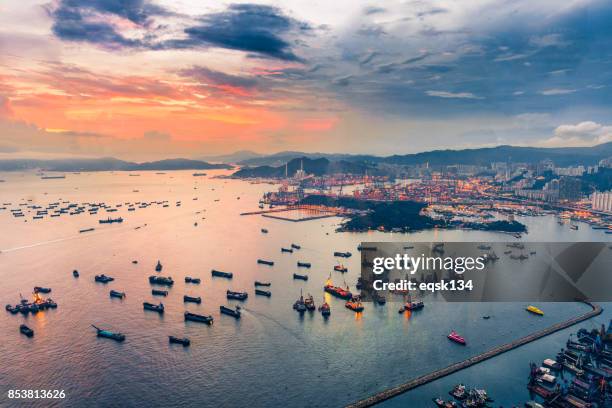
left=346, top=302, right=603, bottom=408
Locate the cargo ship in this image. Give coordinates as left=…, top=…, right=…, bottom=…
left=184, top=312, right=213, bottom=325
left=324, top=278, right=352, bottom=300
left=211, top=270, right=233, bottom=279
left=149, top=276, right=174, bottom=286
left=99, top=217, right=123, bottom=224
left=220, top=305, right=241, bottom=318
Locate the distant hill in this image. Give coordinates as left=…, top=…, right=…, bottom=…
left=238, top=151, right=365, bottom=167
left=0, top=158, right=232, bottom=172
left=232, top=157, right=378, bottom=178
left=199, top=150, right=264, bottom=164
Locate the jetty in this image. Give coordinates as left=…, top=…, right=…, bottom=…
left=346, top=302, right=603, bottom=408
left=240, top=204, right=347, bottom=222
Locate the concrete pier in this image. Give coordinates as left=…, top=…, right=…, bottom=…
left=346, top=302, right=603, bottom=408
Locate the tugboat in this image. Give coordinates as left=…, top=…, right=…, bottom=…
left=304, top=294, right=316, bottom=311
left=398, top=293, right=424, bottom=313
left=152, top=289, right=168, bottom=296
left=226, top=290, right=248, bottom=301
left=155, top=261, right=162, bottom=272
left=291, top=243, right=301, bottom=250
left=20, top=324, right=34, bottom=337
left=255, top=289, right=271, bottom=297
left=447, top=331, right=466, bottom=345
left=297, top=261, right=311, bottom=268
left=184, top=312, right=213, bottom=325
left=184, top=277, right=201, bottom=284
left=169, top=336, right=190, bottom=346
left=345, top=296, right=364, bottom=312
left=257, top=259, right=274, bottom=266
left=211, top=269, right=233, bottom=279
left=183, top=295, right=201, bottom=304
left=109, top=290, right=125, bottom=299
left=149, top=276, right=174, bottom=286
left=293, top=291, right=307, bottom=313
left=333, top=264, right=348, bottom=273
left=73, top=269, right=79, bottom=278
left=143, top=302, right=164, bottom=314
left=293, top=273, right=308, bottom=281
left=526, top=305, right=544, bottom=316
left=220, top=305, right=241, bottom=318
left=92, top=325, right=125, bottom=342
left=319, top=301, right=331, bottom=317
left=34, top=286, right=51, bottom=294
left=95, top=274, right=114, bottom=283
left=254, top=281, right=271, bottom=287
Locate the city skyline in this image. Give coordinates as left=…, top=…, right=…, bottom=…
left=2, top=0, right=612, bottom=160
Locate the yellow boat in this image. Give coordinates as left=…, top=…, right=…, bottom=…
left=526, top=305, right=544, bottom=316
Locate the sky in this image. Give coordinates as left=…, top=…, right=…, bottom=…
left=1, top=0, right=612, bottom=160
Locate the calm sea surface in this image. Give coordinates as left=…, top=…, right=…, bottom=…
left=0, top=170, right=610, bottom=407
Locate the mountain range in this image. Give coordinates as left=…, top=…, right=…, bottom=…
left=0, top=158, right=232, bottom=172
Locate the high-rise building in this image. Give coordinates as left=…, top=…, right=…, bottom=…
left=592, top=191, right=612, bottom=213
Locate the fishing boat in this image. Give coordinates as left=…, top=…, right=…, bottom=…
left=155, top=261, right=162, bottom=272
left=92, top=325, right=125, bottom=342
left=255, top=289, right=271, bottom=297
left=149, top=276, right=174, bottom=286
left=211, top=269, right=233, bottom=279
left=291, top=243, right=301, bottom=250
left=334, top=264, right=348, bottom=273
left=143, top=302, right=164, bottom=314
left=34, top=286, right=51, bottom=294
left=152, top=289, right=168, bottom=296
left=20, top=324, right=34, bottom=337
left=297, top=261, right=311, bottom=268
left=254, top=281, right=271, bottom=287
left=345, top=297, right=364, bottom=312
left=226, top=290, right=248, bottom=300
left=95, top=274, right=114, bottom=283
left=109, top=290, right=125, bottom=299
left=526, top=305, right=544, bottom=316
left=257, top=259, right=274, bottom=266
left=169, top=336, right=190, bottom=346
left=184, top=277, right=201, bottom=284
left=319, top=301, right=331, bottom=317
left=281, top=247, right=293, bottom=253
left=333, top=251, right=352, bottom=258
left=304, top=294, right=316, bottom=311
left=73, top=270, right=79, bottom=278
left=184, top=312, right=213, bottom=325
left=324, top=282, right=352, bottom=300
left=448, top=331, right=466, bottom=345
left=293, top=291, right=307, bottom=313
left=293, top=273, right=308, bottom=281
left=183, top=295, right=201, bottom=304
left=220, top=305, right=241, bottom=318
left=261, top=228, right=268, bottom=234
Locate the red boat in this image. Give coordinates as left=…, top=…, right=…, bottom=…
left=448, top=330, right=466, bottom=345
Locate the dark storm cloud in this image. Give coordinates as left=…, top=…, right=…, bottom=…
left=179, top=66, right=258, bottom=89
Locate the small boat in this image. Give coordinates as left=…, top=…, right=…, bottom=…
left=152, top=289, right=168, bottom=296
left=149, top=276, right=174, bottom=286
left=109, top=290, right=125, bottom=299
left=254, top=281, right=271, bottom=287
left=155, top=261, right=162, bottom=272
left=304, top=294, right=316, bottom=311
left=95, top=274, right=114, bottom=283
left=20, top=324, right=34, bottom=337
left=334, top=265, right=347, bottom=273
left=92, top=325, right=125, bottom=342
left=447, top=330, right=466, bottom=345
left=34, top=286, right=51, bottom=294
left=281, top=247, right=293, bottom=253
left=73, top=270, right=79, bottom=277
left=184, top=312, right=213, bottom=325
left=257, top=259, right=274, bottom=266
left=261, top=228, right=268, bottom=233
left=333, top=251, right=352, bottom=258
left=526, top=305, right=544, bottom=316
left=255, top=289, right=271, bottom=297
left=132, top=260, right=138, bottom=264
left=345, top=297, right=364, bottom=312
left=433, top=398, right=457, bottom=408
left=482, top=315, right=491, bottom=319
left=226, top=290, right=248, bottom=300
left=143, top=302, right=164, bottom=314
left=449, top=384, right=466, bottom=400
left=185, top=277, right=201, bottom=284
left=79, top=228, right=95, bottom=233
left=319, top=301, right=331, bottom=317
left=524, top=401, right=544, bottom=408
left=211, top=269, right=233, bottom=279
left=293, top=291, right=307, bottom=313
left=169, top=336, right=190, bottom=346
left=220, top=305, right=241, bottom=318
left=399, top=301, right=424, bottom=313
left=183, top=295, right=201, bottom=304
left=293, top=273, right=308, bottom=281
left=297, top=261, right=311, bottom=268
left=291, top=243, right=301, bottom=250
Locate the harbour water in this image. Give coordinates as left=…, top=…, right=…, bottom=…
left=0, top=170, right=610, bottom=407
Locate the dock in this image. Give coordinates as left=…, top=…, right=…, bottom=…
left=346, top=302, right=603, bottom=408
left=241, top=204, right=349, bottom=222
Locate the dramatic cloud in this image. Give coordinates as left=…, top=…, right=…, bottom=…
left=554, top=121, right=612, bottom=144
